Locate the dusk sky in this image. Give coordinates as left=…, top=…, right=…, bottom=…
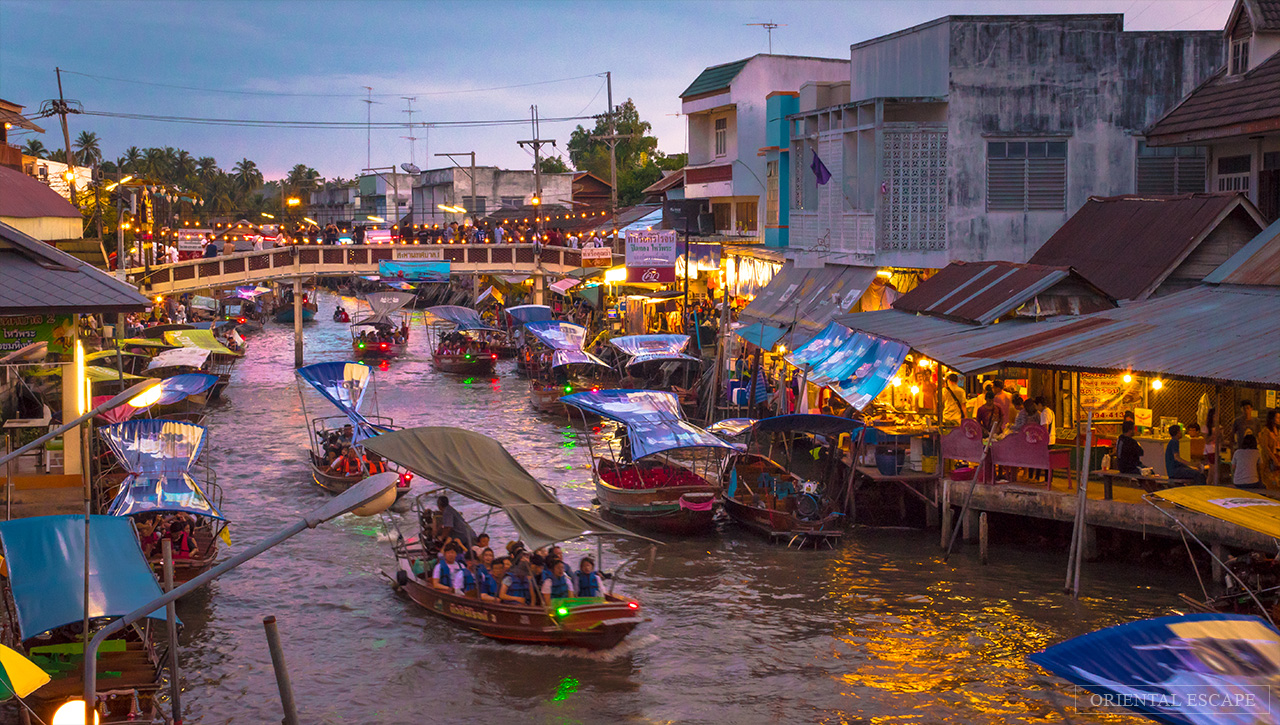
left=1, top=0, right=1233, bottom=181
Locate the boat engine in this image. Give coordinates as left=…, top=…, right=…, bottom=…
left=795, top=492, right=823, bottom=521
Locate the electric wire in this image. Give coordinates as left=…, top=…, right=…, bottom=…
left=80, top=110, right=594, bottom=129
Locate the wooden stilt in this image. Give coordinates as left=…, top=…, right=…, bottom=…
left=979, top=512, right=989, bottom=564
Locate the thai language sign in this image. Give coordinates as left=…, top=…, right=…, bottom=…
left=394, top=247, right=444, bottom=261
left=0, top=314, right=75, bottom=354
left=625, top=230, right=678, bottom=283
left=579, top=247, right=612, bottom=266
left=1079, top=372, right=1143, bottom=420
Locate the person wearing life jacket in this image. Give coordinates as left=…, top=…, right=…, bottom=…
left=474, top=549, right=500, bottom=602
left=500, top=561, right=536, bottom=605
left=327, top=446, right=364, bottom=477
left=432, top=545, right=464, bottom=593
left=365, top=451, right=387, bottom=475
left=576, top=557, right=604, bottom=598
left=541, top=559, right=576, bottom=602
left=452, top=554, right=479, bottom=596
left=168, top=519, right=199, bottom=560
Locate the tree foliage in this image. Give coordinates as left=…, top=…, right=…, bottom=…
left=537, top=156, right=570, bottom=174
left=22, top=139, right=47, bottom=158
left=565, top=99, right=683, bottom=205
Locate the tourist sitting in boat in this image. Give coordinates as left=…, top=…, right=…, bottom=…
left=365, top=451, right=388, bottom=474
left=137, top=513, right=163, bottom=557
left=168, top=518, right=200, bottom=560
left=470, top=532, right=490, bottom=561
left=432, top=495, right=475, bottom=549
left=328, top=446, right=365, bottom=477
left=489, top=555, right=510, bottom=589
left=529, top=553, right=547, bottom=587
left=453, top=553, right=480, bottom=596
left=499, top=560, right=537, bottom=605
left=576, top=557, right=604, bottom=598
left=541, top=559, right=576, bottom=601
left=432, top=544, right=464, bottom=592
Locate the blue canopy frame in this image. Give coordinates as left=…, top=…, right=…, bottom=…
left=561, top=389, right=734, bottom=459
left=610, top=334, right=700, bottom=367
left=101, top=419, right=225, bottom=519
left=425, top=305, right=499, bottom=331
left=153, top=373, right=219, bottom=405
left=506, top=304, right=554, bottom=325
left=296, top=361, right=390, bottom=441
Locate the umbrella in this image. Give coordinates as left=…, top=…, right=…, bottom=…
left=0, top=642, right=50, bottom=699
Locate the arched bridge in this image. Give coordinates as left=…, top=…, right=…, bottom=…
left=126, top=243, right=622, bottom=295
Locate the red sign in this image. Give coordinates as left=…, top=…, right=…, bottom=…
left=626, top=266, right=676, bottom=283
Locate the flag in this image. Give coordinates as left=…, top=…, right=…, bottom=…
left=810, top=152, right=832, bottom=185
left=220, top=525, right=232, bottom=546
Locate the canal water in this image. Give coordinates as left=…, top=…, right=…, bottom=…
left=175, top=291, right=1192, bottom=724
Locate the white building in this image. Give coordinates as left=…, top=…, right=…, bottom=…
left=679, top=54, right=850, bottom=238
left=411, top=166, right=573, bottom=226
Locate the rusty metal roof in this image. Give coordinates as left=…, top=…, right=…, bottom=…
left=891, top=261, right=1113, bottom=325
left=1205, top=215, right=1280, bottom=286
left=1145, top=49, right=1280, bottom=144
left=1028, top=193, right=1255, bottom=300
left=0, top=164, right=80, bottom=219
left=741, top=262, right=877, bottom=342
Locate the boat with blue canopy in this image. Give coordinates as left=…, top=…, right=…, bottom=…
left=718, top=414, right=863, bottom=547
left=424, top=305, right=502, bottom=375
left=610, top=334, right=703, bottom=406
left=1031, top=613, right=1280, bottom=725
left=0, top=515, right=171, bottom=723
left=523, top=321, right=617, bottom=415
left=296, top=362, right=411, bottom=499
left=351, top=291, right=415, bottom=360
left=100, top=418, right=227, bottom=585
left=562, top=389, right=734, bottom=535
left=506, top=305, right=555, bottom=374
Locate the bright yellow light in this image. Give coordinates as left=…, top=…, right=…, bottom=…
left=891, top=376, right=902, bottom=387
left=63, top=170, right=76, bottom=182
left=153, top=295, right=163, bottom=304
left=1151, top=379, right=1163, bottom=390
left=876, top=269, right=892, bottom=279
left=286, top=197, right=302, bottom=206
left=910, top=384, right=921, bottom=396
left=52, top=699, right=99, bottom=724
left=303, top=217, right=318, bottom=226
left=531, top=196, right=541, bottom=206
left=261, top=212, right=275, bottom=219
left=74, top=341, right=86, bottom=416
left=367, top=215, right=386, bottom=223
left=127, top=382, right=164, bottom=408
left=603, top=266, right=627, bottom=283
left=1122, top=373, right=1132, bottom=384
left=119, top=175, right=133, bottom=185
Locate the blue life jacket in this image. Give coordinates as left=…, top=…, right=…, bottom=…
left=456, top=567, right=476, bottom=593
left=576, top=571, right=600, bottom=597
left=434, top=561, right=459, bottom=586
left=505, top=575, right=531, bottom=604
left=479, top=570, right=499, bottom=597
left=547, top=572, right=571, bottom=599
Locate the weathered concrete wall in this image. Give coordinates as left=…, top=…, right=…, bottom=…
left=945, top=16, right=1224, bottom=262
left=849, top=18, right=951, bottom=101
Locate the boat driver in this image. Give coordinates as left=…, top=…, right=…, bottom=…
left=433, top=495, right=476, bottom=549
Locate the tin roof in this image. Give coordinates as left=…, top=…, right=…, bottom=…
left=0, top=165, right=80, bottom=219
left=1205, top=215, right=1280, bottom=286
left=0, top=221, right=151, bottom=314
left=1028, top=193, right=1255, bottom=300
left=680, top=58, right=752, bottom=99
left=642, top=170, right=684, bottom=196
left=740, top=262, right=878, bottom=344
left=891, top=261, right=1114, bottom=325
left=1145, top=49, right=1280, bottom=144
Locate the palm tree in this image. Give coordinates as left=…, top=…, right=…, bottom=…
left=21, top=139, right=47, bottom=158
left=233, top=158, right=263, bottom=194
left=173, top=150, right=197, bottom=185
left=142, top=147, right=167, bottom=179
left=120, top=146, right=143, bottom=174
left=74, top=131, right=102, bottom=165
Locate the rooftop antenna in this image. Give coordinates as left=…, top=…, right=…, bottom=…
left=746, top=22, right=786, bottom=54
left=402, top=96, right=418, bottom=166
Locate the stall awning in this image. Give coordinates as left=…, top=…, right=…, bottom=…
left=738, top=262, right=878, bottom=343
left=735, top=322, right=787, bottom=351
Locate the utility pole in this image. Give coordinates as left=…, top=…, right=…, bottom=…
left=401, top=97, right=418, bottom=166
left=362, top=87, right=375, bottom=171
left=434, top=152, right=476, bottom=226
left=591, top=73, right=637, bottom=251
left=517, top=105, right=556, bottom=241
left=54, top=67, right=79, bottom=206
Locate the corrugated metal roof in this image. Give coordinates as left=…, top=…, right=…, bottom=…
left=1204, top=214, right=1280, bottom=286
left=680, top=58, right=751, bottom=99
left=0, top=165, right=80, bottom=219
left=1028, top=193, right=1251, bottom=300
left=1145, top=49, right=1280, bottom=143
left=739, top=262, right=877, bottom=343
left=0, top=221, right=151, bottom=314
left=642, top=170, right=684, bottom=195
left=891, top=261, right=1110, bottom=324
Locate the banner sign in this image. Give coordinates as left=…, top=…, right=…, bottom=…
left=579, top=247, right=612, bottom=266
left=394, top=247, right=444, bottom=261
left=378, top=260, right=451, bottom=283
left=176, top=229, right=212, bottom=252
left=625, top=230, right=678, bottom=283
left=0, top=314, right=75, bottom=355
left=1079, top=372, right=1142, bottom=421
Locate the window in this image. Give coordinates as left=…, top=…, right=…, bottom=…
left=714, top=118, right=727, bottom=157
left=712, top=202, right=731, bottom=232
left=987, top=140, right=1068, bottom=211
left=735, top=200, right=758, bottom=232
left=1231, top=39, right=1250, bottom=75
left=469, top=198, right=487, bottom=215
left=765, top=161, right=779, bottom=225
left=500, top=196, right=522, bottom=208
left=1217, top=155, right=1252, bottom=191
left=1136, top=141, right=1206, bottom=194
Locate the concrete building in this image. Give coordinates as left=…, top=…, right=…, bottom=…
left=307, top=184, right=358, bottom=225
left=0, top=165, right=83, bottom=241
left=786, top=15, right=1223, bottom=268
left=679, top=54, right=851, bottom=241
left=358, top=172, right=414, bottom=224
left=410, top=166, right=572, bottom=227
left=1146, top=0, right=1280, bottom=222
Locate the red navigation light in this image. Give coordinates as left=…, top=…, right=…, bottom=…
left=627, top=601, right=639, bottom=610
left=398, top=471, right=414, bottom=487
left=380, top=342, right=388, bottom=350
left=591, top=386, right=599, bottom=393
left=491, top=354, right=497, bottom=360
left=237, top=317, right=246, bottom=324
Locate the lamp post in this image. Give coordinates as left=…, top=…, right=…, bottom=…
left=82, top=472, right=401, bottom=723
left=0, top=380, right=161, bottom=472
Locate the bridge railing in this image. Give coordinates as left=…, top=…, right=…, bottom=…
left=127, top=243, right=621, bottom=292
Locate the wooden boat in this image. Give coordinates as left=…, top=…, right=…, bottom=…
left=434, top=348, right=499, bottom=375
left=721, top=453, right=844, bottom=547
left=354, top=334, right=408, bottom=360
left=424, top=306, right=503, bottom=375
left=365, top=426, right=654, bottom=651
left=309, top=449, right=411, bottom=502
left=352, top=290, right=417, bottom=360
left=274, top=299, right=317, bottom=323
left=595, top=458, right=718, bottom=535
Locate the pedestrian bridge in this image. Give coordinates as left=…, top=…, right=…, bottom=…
left=126, top=243, right=621, bottom=295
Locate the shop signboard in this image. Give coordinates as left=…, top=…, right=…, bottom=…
left=625, top=230, right=678, bottom=283
left=394, top=247, right=444, bottom=261
left=580, top=247, right=612, bottom=266
left=1079, top=372, right=1142, bottom=421
left=0, top=314, right=76, bottom=355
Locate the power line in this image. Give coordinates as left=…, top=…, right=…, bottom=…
left=79, top=109, right=594, bottom=129
left=59, top=69, right=607, bottom=99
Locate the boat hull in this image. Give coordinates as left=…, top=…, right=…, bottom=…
left=433, top=353, right=497, bottom=375
left=393, top=558, right=641, bottom=650
left=355, top=341, right=408, bottom=359
left=310, top=457, right=410, bottom=501
left=594, top=461, right=718, bottom=535
left=274, top=305, right=317, bottom=323
left=721, top=494, right=844, bottom=543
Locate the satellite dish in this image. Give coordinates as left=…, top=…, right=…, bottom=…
left=400, top=163, right=421, bottom=174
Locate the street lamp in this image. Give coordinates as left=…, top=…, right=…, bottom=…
left=286, top=197, right=301, bottom=206
left=82, top=471, right=401, bottom=722
left=0, top=380, right=162, bottom=471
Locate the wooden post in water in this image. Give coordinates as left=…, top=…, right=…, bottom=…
left=940, top=479, right=952, bottom=549
left=979, top=512, right=989, bottom=565
left=161, top=539, right=182, bottom=723
left=293, top=277, right=304, bottom=368
left=263, top=616, right=300, bottom=725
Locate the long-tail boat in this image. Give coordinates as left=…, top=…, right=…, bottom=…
left=609, top=334, right=703, bottom=407
left=351, top=290, right=416, bottom=360
left=0, top=515, right=172, bottom=724
left=424, top=305, right=501, bottom=375
left=524, top=320, right=617, bottom=415
left=365, top=426, right=655, bottom=650
left=99, top=418, right=228, bottom=585
left=296, top=362, right=412, bottom=500
left=162, top=328, right=241, bottom=400
left=505, top=304, right=554, bottom=374
left=562, top=389, right=734, bottom=535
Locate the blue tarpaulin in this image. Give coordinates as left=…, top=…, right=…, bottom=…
left=296, top=361, right=390, bottom=441
left=378, top=260, right=451, bottom=282
left=153, top=373, right=219, bottom=406
left=787, top=322, right=855, bottom=370
left=707, top=418, right=757, bottom=438
left=1030, top=613, right=1280, bottom=725
left=525, top=321, right=611, bottom=368
left=101, top=419, right=224, bottom=519
left=108, top=472, right=225, bottom=519
left=0, top=515, right=171, bottom=641
left=786, top=328, right=909, bottom=411
left=747, top=414, right=864, bottom=438
left=735, top=323, right=787, bottom=351
left=425, top=305, right=499, bottom=331
left=610, top=334, right=700, bottom=367
left=561, top=389, right=734, bottom=459
left=506, top=305, right=554, bottom=325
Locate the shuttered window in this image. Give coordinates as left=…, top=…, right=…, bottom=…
left=1136, top=141, right=1206, bottom=194
left=1217, top=154, right=1252, bottom=192
left=987, top=140, right=1067, bottom=212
